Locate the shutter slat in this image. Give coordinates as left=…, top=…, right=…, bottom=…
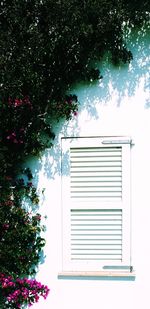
left=71, top=249, right=122, bottom=254
left=71, top=161, right=122, bottom=167
left=71, top=193, right=122, bottom=198
left=71, top=219, right=121, bottom=223
left=71, top=166, right=121, bottom=172
left=71, top=220, right=122, bottom=229
left=71, top=235, right=122, bottom=240
left=71, top=255, right=122, bottom=260
left=71, top=231, right=122, bottom=235
left=71, top=226, right=122, bottom=230
left=71, top=240, right=122, bottom=245
left=71, top=181, right=121, bottom=186
left=71, top=239, right=121, bottom=244
left=71, top=177, right=122, bottom=183
left=71, top=184, right=122, bottom=193
left=71, top=210, right=122, bottom=215
left=71, top=172, right=121, bottom=177
left=70, top=149, right=121, bottom=155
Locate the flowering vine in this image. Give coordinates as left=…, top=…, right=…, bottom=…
left=0, top=94, right=78, bottom=307
left=0, top=273, right=50, bottom=308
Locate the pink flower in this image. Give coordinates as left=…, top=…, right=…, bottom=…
left=14, top=99, right=23, bottom=107
left=3, top=223, right=9, bottom=230
left=13, top=139, right=18, bottom=144
left=5, top=200, right=13, bottom=207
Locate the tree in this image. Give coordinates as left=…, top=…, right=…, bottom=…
left=1, top=0, right=149, bottom=104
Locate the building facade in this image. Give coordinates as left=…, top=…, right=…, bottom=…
left=31, top=26, right=150, bottom=309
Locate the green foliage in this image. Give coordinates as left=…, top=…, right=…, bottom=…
left=0, top=95, right=54, bottom=178
left=0, top=179, right=44, bottom=278
left=0, top=0, right=149, bottom=307
left=1, top=0, right=149, bottom=104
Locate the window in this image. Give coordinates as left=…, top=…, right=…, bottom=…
left=61, top=136, right=132, bottom=274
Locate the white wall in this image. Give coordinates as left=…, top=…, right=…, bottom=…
left=30, top=26, right=150, bottom=309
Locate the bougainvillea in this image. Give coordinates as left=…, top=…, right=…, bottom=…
left=0, top=90, right=78, bottom=307
left=0, top=94, right=77, bottom=307
left=0, top=273, right=50, bottom=308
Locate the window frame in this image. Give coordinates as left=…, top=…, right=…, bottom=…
left=60, top=136, right=134, bottom=276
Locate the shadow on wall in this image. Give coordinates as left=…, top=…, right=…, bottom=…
left=25, top=24, right=150, bottom=182
left=70, top=24, right=150, bottom=116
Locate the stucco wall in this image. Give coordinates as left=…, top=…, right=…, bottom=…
left=29, top=26, right=150, bottom=309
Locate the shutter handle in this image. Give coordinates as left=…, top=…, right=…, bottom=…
left=102, top=139, right=133, bottom=145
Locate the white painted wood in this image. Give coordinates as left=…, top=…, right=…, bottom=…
left=61, top=136, right=131, bottom=271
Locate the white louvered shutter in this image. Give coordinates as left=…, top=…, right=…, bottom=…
left=61, top=137, right=131, bottom=271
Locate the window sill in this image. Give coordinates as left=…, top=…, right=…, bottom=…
left=58, top=271, right=136, bottom=281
